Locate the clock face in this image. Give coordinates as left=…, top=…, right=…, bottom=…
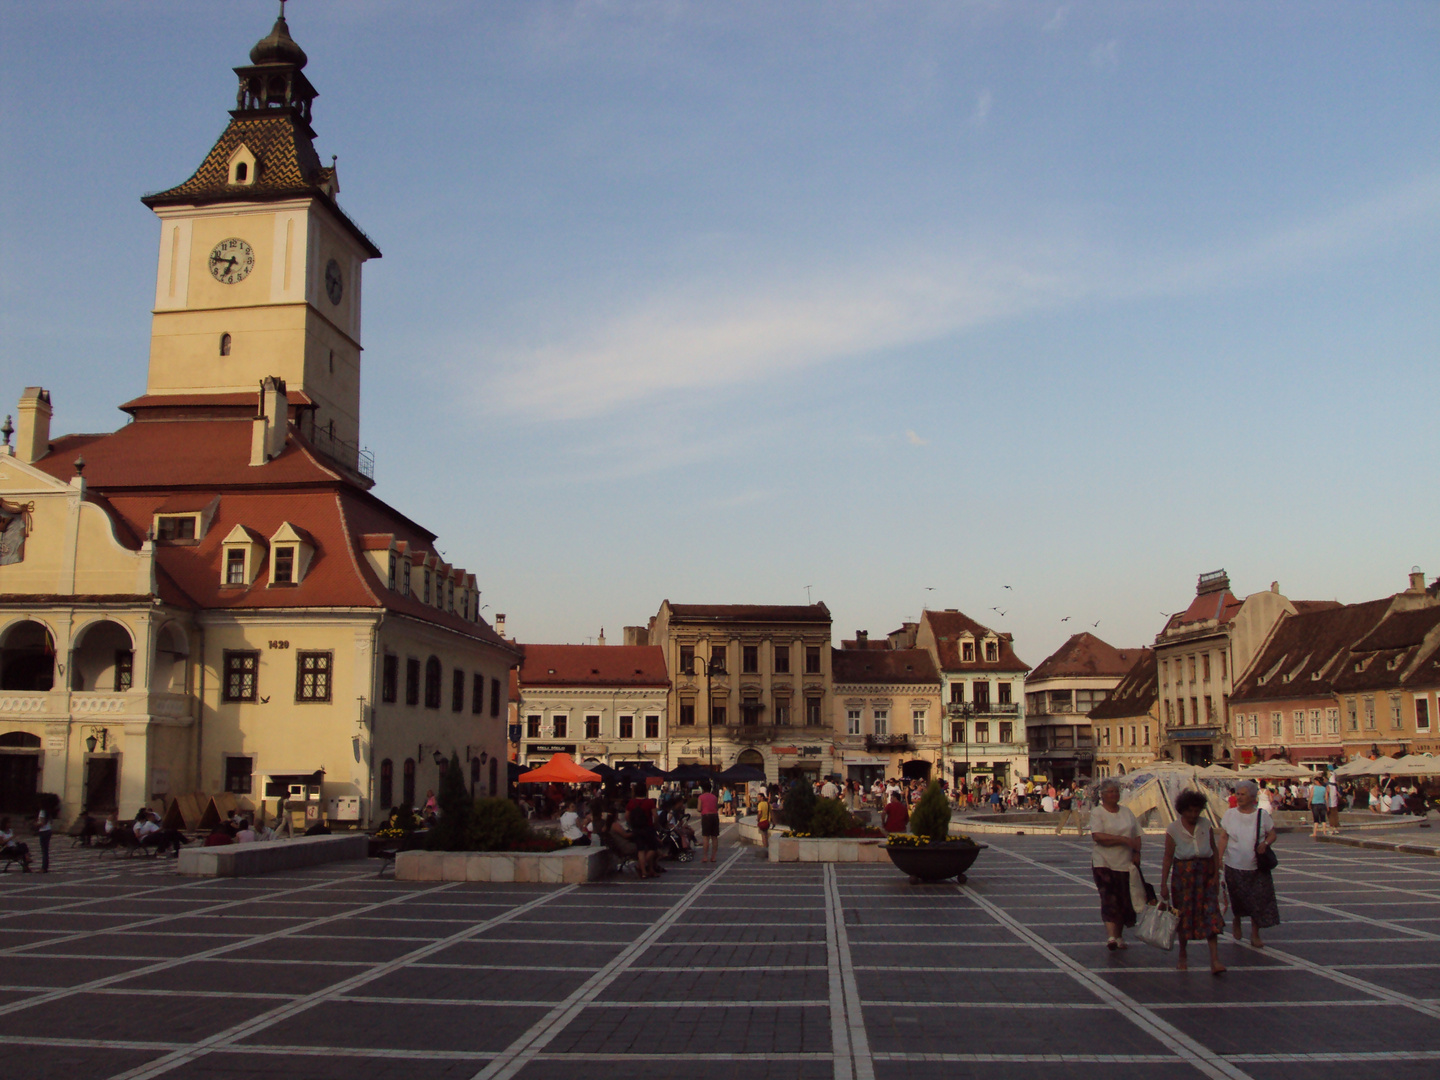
left=208, top=238, right=255, bottom=284
left=325, top=258, right=343, bottom=305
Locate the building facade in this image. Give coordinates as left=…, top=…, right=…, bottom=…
left=1088, top=650, right=1161, bottom=778
left=0, top=13, right=520, bottom=826
left=1024, top=633, right=1144, bottom=784
left=914, top=609, right=1030, bottom=790
left=515, top=644, right=670, bottom=768
left=831, top=646, right=943, bottom=787
left=645, top=602, right=834, bottom=783
left=1154, top=571, right=1312, bottom=767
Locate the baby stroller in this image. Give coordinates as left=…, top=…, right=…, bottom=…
left=657, top=800, right=695, bottom=862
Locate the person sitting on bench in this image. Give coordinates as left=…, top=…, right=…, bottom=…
left=0, top=817, right=32, bottom=872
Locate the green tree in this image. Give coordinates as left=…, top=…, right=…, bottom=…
left=425, top=751, right=473, bottom=851
left=780, top=779, right=816, bottom=833
left=467, top=797, right=531, bottom=851
left=808, top=797, right=855, bottom=838
left=908, top=781, right=953, bottom=844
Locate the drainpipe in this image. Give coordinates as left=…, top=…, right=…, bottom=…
left=365, top=613, right=385, bottom=826
left=194, top=624, right=205, bottom=797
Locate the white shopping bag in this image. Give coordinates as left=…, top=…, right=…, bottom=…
left=1136, top=903, right=1177, bottom=951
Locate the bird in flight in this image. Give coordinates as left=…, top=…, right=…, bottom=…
left=1092, top=619, right=1101, bottom=627
left=1003, top=585, right=1013, bottom=590
left=1060, top=616, right=1071, bottom=622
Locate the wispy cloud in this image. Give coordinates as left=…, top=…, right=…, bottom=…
left=1042, top=6, right=1068, bottom=34
left=968, top=88, right=992, bottom=128
left=477, top=172, right=1440, bottom=422
left=1090, top=40, right=1119, bottom=70
left=906, top=430, right=929, bottom=447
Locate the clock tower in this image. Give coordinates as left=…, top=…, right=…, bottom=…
left=139, top=7, right=380, bottom=466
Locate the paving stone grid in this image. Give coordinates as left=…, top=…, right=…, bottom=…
left=1, top=830, right=1438, bottom=1080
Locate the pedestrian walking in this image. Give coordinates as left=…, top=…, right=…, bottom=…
left=34, top=794, right=55, bottom=873
left=1159, top=790, right=1226, bottom=975
left=1325, top=774, right=1342, bottom=832
left=1309, top=775, right=1327, bottom=838
left=755, top=787, right=771, bottom=844
left=1219, top=780, right=1279, bottom=948
left=697, top=780, right=720, bottom=863
left=1089, top=777, right=1141, bottom=950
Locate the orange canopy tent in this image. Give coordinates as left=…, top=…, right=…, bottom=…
left=517, top=752, right=601, bottom=784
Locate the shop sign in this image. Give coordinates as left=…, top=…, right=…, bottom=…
left=799, top=746, right=824, bottom=756
left=529, top=743, right=576, bottom=755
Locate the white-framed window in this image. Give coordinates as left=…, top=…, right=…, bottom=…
left=872, top=708, right=888, bottom=736
left=1390, top=694, right=1403, bottom=729
left=1363, top=697, right=1376, bottom=729
left=1347, top=698, right=1358, bottom=731
left=1309, top=709, right=1322, bottom=736
left=975, top=721, right=990, bottom=743
left=1143, top=724, right=1151, bottom=746
left=847, top=709, right=861, bottom=736
left=1271, top=712, right=1282, bottom=738
left=1101, top=727, right=1111, bottom=748
left=1129, top=725, right=1138, bottom=746
left=912, top=709, right=927, bottom=736
left=1326, top=707, right=1340, bottom=735
left=1416, top=696, right=1432, bottom=733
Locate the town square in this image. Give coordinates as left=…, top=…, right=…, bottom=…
left=0, top=3, right=1437, bottom=1077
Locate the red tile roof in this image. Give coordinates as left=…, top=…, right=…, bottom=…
left=1087, top=650, right=1158, bottom=721
left=31, top=417, right=515, bottom=654
left=518, top=645, right=671, bottom=688
left=1028, top=633, right=1145, bottom=682
left=1332, top=604, right=1440, bottom=694
left=832, top=648, right=939, bottom=684
left=921, top=610, right=1030, bottom=672
left=1231, top=599, right=1391, bottom=704
left=667, top=602, right=831, bottom=624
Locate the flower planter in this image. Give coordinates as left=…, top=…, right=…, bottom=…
left=884, top=839, right=987, bottom=883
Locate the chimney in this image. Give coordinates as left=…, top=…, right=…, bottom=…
left=597, top=627, right=607, bottom=647
left=15, top=387, right=52, bottom=464
left=1410, top=567, right=1426, bottom=593
left=250, top=377, right=289, bottom=465
left=1271, top=581, right=1279, bottom=594
left=623, top=625, right=649, bottom=646
left=856, top=630, right=868, bottom=647
left=495, top=613, right=507, bottom=638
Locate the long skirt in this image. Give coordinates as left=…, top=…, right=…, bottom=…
left=1170, top=858, right=1224, bottom=941
left=1092, top=866, right=1136, bottom=928
left=1224, top=865, right=1280, bottom=929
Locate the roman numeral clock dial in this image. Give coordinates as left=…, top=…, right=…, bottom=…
left=208, top=237, right=255, bottom=284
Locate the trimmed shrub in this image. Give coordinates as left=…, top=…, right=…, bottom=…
left=467, top=797, right=530, bottom=851
left=908, top=781, right=953, bottom=844
left=425, top=753, right=473, bottom=851
left=780, top=779, right=816, bottom=833
left=808, top=797, right=855, bottom=838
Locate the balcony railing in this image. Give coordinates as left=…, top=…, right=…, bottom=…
left=866, top=733, right=914, bottom=752
left=308, top=425, right=375, bottom=480
left=946, top=702, right=1021, bottom=718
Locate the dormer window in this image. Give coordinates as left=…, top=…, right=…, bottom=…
left=984, top=639, right=999, bottom=662
left=423, top=570, right=432, bottom=605
left=273, top=546, right=295, bottom=584
left=227, top=144, right=257, bottom=186
left=447, top=581, right=455, bottom=613
left=155, top=515, right=198, bottom=542
left=387, top=553, right=397, bottom=590
left=402, top=560, right=411, bottom=597
left=266, top=522, right=315, bottom=586
left=219, top=524, right=265, bottom=587
left=961, top=641, right=975, bottom=663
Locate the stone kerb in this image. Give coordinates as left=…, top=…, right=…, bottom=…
left=767, top=832, right=889, bottom=864
left=394, top=845, right=610, bottom=883
left=177, top=833, right=369, bottom=877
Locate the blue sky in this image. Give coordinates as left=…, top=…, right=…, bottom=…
left=2, top=1, right=1437, bottom=664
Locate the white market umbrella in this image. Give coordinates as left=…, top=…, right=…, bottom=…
left=1200, top=764, right=1241, bottom=780
left=1332, top=757, right=1373, bottom=778
left=1239, top=760, right=1316, bottom=779
left=1359, top=755, right=1401, bottom=777
left=1387, top=754, right=1440, bottom=777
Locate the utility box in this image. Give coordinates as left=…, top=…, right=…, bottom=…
left=328, top=796, right=360, bottom=821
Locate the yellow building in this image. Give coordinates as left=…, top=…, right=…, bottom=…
left=0, top=13, right=519, bottom=826
left=831, top=645, right=943, bottom=786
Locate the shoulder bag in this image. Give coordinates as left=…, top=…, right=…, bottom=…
left=1254, top=810, right=1278, bottom=872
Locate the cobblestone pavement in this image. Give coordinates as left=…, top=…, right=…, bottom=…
left=1, top=828, right=1438, bottom=1080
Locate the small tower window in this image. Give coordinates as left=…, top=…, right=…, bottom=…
left=328, top=349, right=335, bottom=374
left=234, top=162, right=248, bottom=183
left=220, top=333, right=232, bottom=356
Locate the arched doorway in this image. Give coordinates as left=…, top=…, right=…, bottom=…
left=0, top=621, right=55, bottom=691
left=0, top=731, right=41, bottom=814
left=70, top=619, right=134, bottom=692
left=901, top=759, right=932, bottom=781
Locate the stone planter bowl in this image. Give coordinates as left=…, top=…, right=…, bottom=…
left=883, top=839, right=987, bottom=883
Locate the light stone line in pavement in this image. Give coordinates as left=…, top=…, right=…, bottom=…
left=1275, top=859, right=1440, bottom=904
left=469, top=849, right=749, bottom=1080
left=824, top=863, right=875, bottom=1080
left=1272, top=895, right=1440, bottom=941
left=853, top=965, right=1057, bottom=973
left=0, top=875, right=461, bottom=1019
left=103, top=883, right=580, bottom=1080
left=960, top=886, right=1256, bottom=1080
left=991, top=844, right=1440, bottom=1022
left=0, top=865, right=249, bottom=919
left=0, top=875, right=432, bottom=961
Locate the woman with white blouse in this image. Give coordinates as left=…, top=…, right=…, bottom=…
left=1089, top=778, right=1141, bottom=950
left=1159, top=789, right=1226, bottom=974
left=1218, top=779, right=1280, bottom=947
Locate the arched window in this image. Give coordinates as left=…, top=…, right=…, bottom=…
left=470, top=756, right=480, bottom=796
left=234, top=162, right=248, bottom=183
left=379, top=759, right=393, bottom=809
left=488, top=756, right=499, bottom=797
left=424, top=657, right=442, bottom=709
left=0, top=621, right=55, bottom=692
left=219, top=333, right=232, bottom=356
left=402, top=758, right=416, bottom=807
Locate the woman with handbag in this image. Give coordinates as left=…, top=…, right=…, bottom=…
left=1159, top=790, right=1226, bottom=974
left=1089, top=778, right=1142, bottom=951
left=1218, top=779, right=1279, bottom=948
